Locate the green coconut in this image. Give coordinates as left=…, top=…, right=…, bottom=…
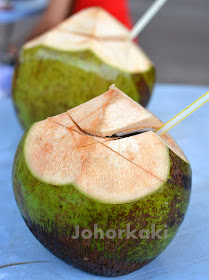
left=12, top=7, right=155, bottom=129
left=12, top=86, right=191, bottom=276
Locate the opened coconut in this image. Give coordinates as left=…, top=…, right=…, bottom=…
left=12, top=7, right=155, bottom=129
left=12, top=85, right=191, bottom=276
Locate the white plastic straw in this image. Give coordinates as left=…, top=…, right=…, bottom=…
left=155, top=91, right=209, bottom=136
left=129, top=0, right=168, bottom=40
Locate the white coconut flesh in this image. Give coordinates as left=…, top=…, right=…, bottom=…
left=24, top=7, right=152, bottom=73
left=24, top=86, right=188, bottom=203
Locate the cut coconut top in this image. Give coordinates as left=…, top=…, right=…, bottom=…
left=24, top=86, right=188, bottom=204
left=25, top=120, right=170, bottom=203
left=23, top=7, right=152, bottom=73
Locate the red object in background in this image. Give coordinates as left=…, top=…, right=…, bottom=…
left=73, top=0, right=133, bottom=29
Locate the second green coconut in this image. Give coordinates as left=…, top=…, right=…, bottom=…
left=12, top=7, right=155, bottom=129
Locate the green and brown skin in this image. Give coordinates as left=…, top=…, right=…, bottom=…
left=12, top=46, right=155, bottom=129
left=12, top=131, right=191, bottom=276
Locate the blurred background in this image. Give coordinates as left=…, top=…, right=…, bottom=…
left=0, top=0, right=208, bottom=86
left=134, top=0, right=209, bottom=85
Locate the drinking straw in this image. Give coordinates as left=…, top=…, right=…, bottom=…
left=155, top=91, right=209, bottom=136
left=129, top=0, right=168, bottom=40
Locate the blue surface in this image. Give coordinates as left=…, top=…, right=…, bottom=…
left=0, top=84, right=209, bottom=280
left=0, top=0, right=48, bottom=24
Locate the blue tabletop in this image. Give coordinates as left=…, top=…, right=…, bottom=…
left=0, top=0, right=48, bottom=24
left=0, top=84, right=209, bottom=280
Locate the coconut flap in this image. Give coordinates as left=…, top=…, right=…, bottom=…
left=68, top=84, right=187, bottom=162
left=68, top=85, right=162, bottom=137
